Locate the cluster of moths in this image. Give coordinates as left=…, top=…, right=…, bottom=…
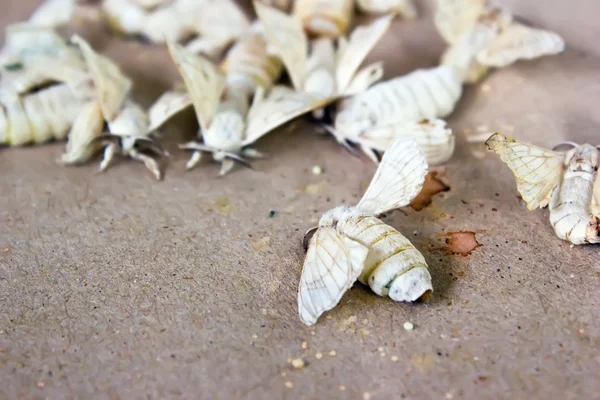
left=487, top=133, right=600, bottom=245
left=0, top=26, right=165, bottom=179
left=148, top=29, right=328, bottom=176
left=256, top=2, right=457, bottom=166
left=435, top=0, right=565, bottom=83
left=299, top=137, right=432, bottom=325
left=291, top=0, right=417, bottom=38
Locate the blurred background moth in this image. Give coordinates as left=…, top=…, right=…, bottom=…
left=326, top=65, right=462, bottom=164
left=255, top=3, right=391, bottom=109
left=102, top=0, right=250, bottom=58
left=486, top=133, right=600, bottom=245
left=435, top=0, right=565, bottom=83
left=150, top=43, right=327, bottom=176
left=299, top=137, right=432, bottom=326
left=59, top=35, right=166, bottom=179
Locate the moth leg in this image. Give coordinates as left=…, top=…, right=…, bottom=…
left=186, top=151, right=203, bottom=171
left=219, top=158, right=236, bottom=176
left=129, top=149, right=162, bottom=180
left=360, top=145, right=380, bottom=164
left=99, top=142, right=120, bottom=172
left=242, top=148, right=266, bottom=159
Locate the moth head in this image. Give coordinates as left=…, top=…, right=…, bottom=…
left=563, top=144, right=599, bottom=173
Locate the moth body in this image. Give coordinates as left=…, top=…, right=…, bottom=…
left=299, top=138, right=431, bottom=325
left=293, top=0, right=354, bottom=38
left=1, top=83, right=83, bottom=147
left=486, top=133, right=600, bottom=245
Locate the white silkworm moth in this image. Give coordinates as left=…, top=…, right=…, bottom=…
left=103, top=0, right=250, bottom=58
left=486, top=133, right=600, bottom=245
left=150, top=43, right=327, bottom=176
left=327, top=65, right=463, bottom=163
left=255, top=2, right=391, bottom=102
left=435, top=0, right=565, bottom=83
left=59, top=35, right=165, bottom=180
left=298, top=137, right=432, bottom=325
left=0, top=84, right=84, bottom=147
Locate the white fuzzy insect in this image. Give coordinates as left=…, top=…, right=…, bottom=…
left=150, top=43, right=327, bottom=175
left=435, top=0, right=565, bottom=83
left=256, top=2, right=391, bottom=102
left=59, top=35, right=165, bottom=179
left=298, top=137, right=432, bottom=325
left=486, top=133, right=600, bottom=245
left=327, top=65, right=463, bottom=164
left=103, top=0, right=250, bottom=57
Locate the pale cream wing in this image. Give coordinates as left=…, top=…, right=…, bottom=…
left=298, top=227, right=369, bottom=326
left=592, top=173, right=600, bottom=218
left=59, top=101, right=105, bottom=164
left=357, top=137, right=428, bottom=215
left=28, top=0, right=75, bottom=28
left=148, top=90, right=193, bottom=131
left=254, top=2, right=308, bottom=91
left=433, top=0, right=486, bottom=44
left=485, top=132, right=564, bottom=210
left=166, top=42, right=226, bottom=132
left=335, top=14, right=393, bottom=94
left=242, top=85, right=330, bottom=146
left=356, top=0, right=417, bottom=19
left=70, top=35, right=132, bottom=122
left=476, top=23, right=565, bottom=67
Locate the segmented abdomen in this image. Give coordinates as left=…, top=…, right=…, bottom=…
left=293, top=0, right=353, bottom=37
left=351, top=65, right=463, bottom=126
left=549, top=173, right=599, bottom=244
left=221, top=30, right=282, bottom=96
left=1, top=84, right=83, bottom=147
left=341, top=215, right=432, bottom=302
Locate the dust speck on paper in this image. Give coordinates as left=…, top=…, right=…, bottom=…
left=252, top=236, right=271, bottom=251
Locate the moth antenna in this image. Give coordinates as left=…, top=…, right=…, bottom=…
left=552, top=142, right=578, bottom=151
left=303, top=226, right=318, bottom=252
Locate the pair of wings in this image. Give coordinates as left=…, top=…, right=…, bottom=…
left=150, top=42, right=330, bottom=146
left=299, top=137, right=428, bottom=325
left=255, top=2, right=392, bottom=98
left=485, top=133, right=565, bottom=210
left=435, top=0, right=565, bottom=68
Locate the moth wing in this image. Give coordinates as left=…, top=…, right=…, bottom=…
left=485, top=132, right=564, bottom=210
left=341, top=61, right=384, bottom=97
left=357, top=137, right=428, bottom=215
left=356, top=0, right=418, bottom=19
left=148, top=90, right=193, bottom=131
left=59, top=101, right=105, bottom=164
left=298, top=227, right=369, bottom=326
left=335, top=14, right=393, bottom=94
left=242, top=85, right=330, bottom=146
left=433, top=0, right=486, bottom=44
left=476, top=23, right=565, bottom=67
left=254, top=1, right=308, bottom=90
left=70, top=35, right=132, bottom=122
left=592, top=174, right=600, bottom=218
left=166, top=42, right=226, bottom=132
left=28, top=0, right=75, bottom=28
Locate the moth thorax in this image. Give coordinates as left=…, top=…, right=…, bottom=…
left=318, top=206, right=358, bottom=228
left=565, top=145, right=600, bottom=174
left=204, top=111, right=245, bottom=152
left=0, top=103, right=7, bottom=144
left=303, top=68, right=336, bottom=98
left=294, top=0, right=353, bottom=37
left=334, top=108, right=373, bottom=141
left=107, top=102, right=149, bottom=137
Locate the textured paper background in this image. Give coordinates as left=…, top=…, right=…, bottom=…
left=1, top=1, right=599, bottom=399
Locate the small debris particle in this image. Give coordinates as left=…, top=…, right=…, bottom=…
left=339, top=385, right=347, bottom=391
left=36, top=381, right=45, bottom=388
left=579, top=328, right=585, bottom=334
left=363, top=392, right=372, bottom=400
left=303, top=180, right=329, bottom=195
left=310, top=331, right=315, bottom=336
left=403, top=322, right=414, bottom=331
left=268, top=210, right=276, bottom=218
left=281, top=372, right=287, bottom=377
left=326, top=315, right=332, bottom=320
left=445, top=392, right=454, bottom=399
left=291, top=358, right=305, bottom=369
left=336, top=315, right=358, bottom=332
left=358, top=328, right=370, bottom=338
left=391, top=355, right=399, bottom=362
left=329, top=350, right=337, bottom=357
left=212, top=195, right=233, bottom=215
left=481, top=84, right=491, bottom=93
left=301, top=341, right=308, bottom=350
left=410, top=172, right=450, bottom=211
left=251, top=334, right=258, bottom=339
left=380, top=352, right=386, bottom=357
left=315, top=352, right=323, bottom=360
left=312, top=165, right=323, bottom=175
left=377, top=346, right=384, bottom=352
left=261, top=309, right=268, bottom=316
left=285, top=381, right=294, bottom=389
left=362, top=319, right=369, bottom=325
left=444, top=232, right=481, bottom=255
left=411, top=353, right=435, bottom=371
left=473, top=356, right=479, bottom=361
left=476, top=124, right=489, bottom=133
left=251, top=236, right=271, bottom=251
